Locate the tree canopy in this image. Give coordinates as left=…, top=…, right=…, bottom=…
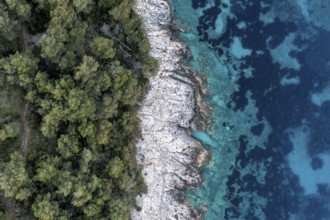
left=0, top=0, right=158, bottom=219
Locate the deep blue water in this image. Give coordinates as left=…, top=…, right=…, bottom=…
left=171, top=0, right=330, bottom=219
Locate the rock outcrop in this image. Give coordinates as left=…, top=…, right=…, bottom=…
left=132, top=0, right=206, bottom=219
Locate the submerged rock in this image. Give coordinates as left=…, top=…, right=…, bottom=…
left=132, top=0, right=206, bottom=219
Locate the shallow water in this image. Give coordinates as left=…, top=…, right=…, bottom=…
left=170, top=0, right=330, bottom=219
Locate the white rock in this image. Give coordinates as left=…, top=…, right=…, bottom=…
left=132, top=0, right=204, bottom=219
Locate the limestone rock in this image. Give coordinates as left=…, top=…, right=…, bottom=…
left=132, top=0, right=204, bottom=219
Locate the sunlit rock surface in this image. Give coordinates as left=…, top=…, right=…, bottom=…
left=132, top=0, right=204, bottom=219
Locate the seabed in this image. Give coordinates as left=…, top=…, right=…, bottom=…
left=171, top=0, right=330, bottom=219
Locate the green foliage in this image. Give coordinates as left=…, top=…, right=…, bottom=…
left=34, top=71, right=54, bottom=94
left=142, top=56, right=159, bottom=76
left=34, top=156, right=61, bottom=183
left=0, top=0, right=159, bottom=218
left=74, top=55, right=99, bottom=83
left=108, top=156, right=125, bottom=178
left=79, top=148, right=94, bottom=173
left=49, top=2, right=76, bottom=27
left=5, top=0, right=31, bottom=18
left=0, top=151, right=34, bottom=201
left=97, top=0, right=118, bottom=8
left=108, top=198, right=130, bottom=220
left=90, top=37, right=116, bottom=59
left=72, top=0, right=92, bottom=13
left=0, top=52, right=39, bottom=87
left=83, top=202, right=102, bottom=217
left=32, top=193, right=61, bottom=220
left=0, top=3, right=18, bottom=41
left=120, top=12, right=151, bottom=56
left=0, top=121, right=20, bottom=142
left=57, top=133, right=80, bottom=159
left=55, top=171, right=74, bottom=197
left=109, top=0, right=131, bottom=21
left=40, top=25, right=68, bottom=63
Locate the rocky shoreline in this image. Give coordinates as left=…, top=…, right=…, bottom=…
left=132, top=0, right=209, bottom=219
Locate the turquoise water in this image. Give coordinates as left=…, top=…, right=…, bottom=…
left=171, top=0, right=330, bottom=219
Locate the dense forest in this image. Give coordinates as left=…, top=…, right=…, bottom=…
left=0, top=0, right=158, bottom=219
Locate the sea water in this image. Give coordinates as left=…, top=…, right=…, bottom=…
left=170, top=0, right=330, bottom=219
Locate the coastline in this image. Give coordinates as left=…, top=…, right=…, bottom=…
left=132, top=0, right=209, bottom=219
